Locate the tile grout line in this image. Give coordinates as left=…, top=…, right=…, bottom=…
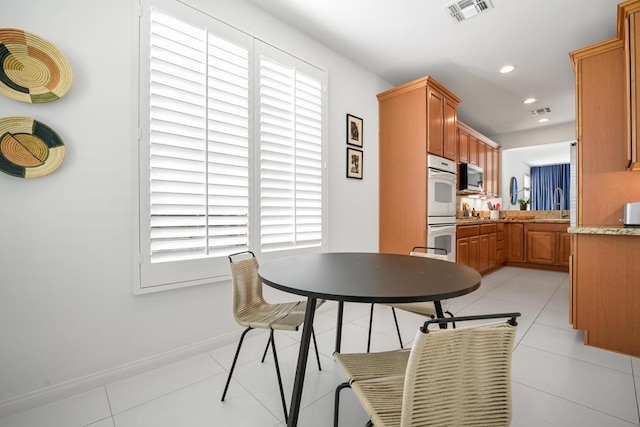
left=511, top=380, right=640, bottom=426
left=107, top=371, right=225, bottom=419
left=632, top=361, right=640, bottom=425
left=80, top=387, right=114, bottom=427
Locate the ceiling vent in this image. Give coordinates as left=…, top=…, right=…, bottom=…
left=445, top=0, right=494, bottom=23
left=529, top=107, right=552, bottom=116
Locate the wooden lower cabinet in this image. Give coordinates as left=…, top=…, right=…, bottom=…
left=469, top=236, right=480, bottom=271
left=488, top=233, right=497, bottom=268
left=572, top=234, right=640, bottom=357
left=506, top=222, right=569, bottom=271
left=458, top=221, right=569, bottom=273
left=457, top=225, right=478, bottom=270
left=479, top=234, right=490, bottom=272
left=496, top=223, right=505, bottom=264
left=456, top=223, right=498, bottom=274
left=558, top=233, right=571, bottom=267
left=506, top=223, right=525, bottom=262
left=457, top=234, right=470, bottom=266
left=527, top=223, right=570, bottom=267
left=527, top=231, right=556, bottom=265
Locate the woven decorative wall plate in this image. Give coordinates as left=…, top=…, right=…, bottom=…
left=0, top=116, right=65, bottom=178
left=0, top=28, right=73, bottom=103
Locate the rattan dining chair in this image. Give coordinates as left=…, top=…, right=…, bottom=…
left=334, top=312, right=520, bottom=427
left=366, top=246, right=456, bottom=352
left=221, top=251, right=324, bottom=422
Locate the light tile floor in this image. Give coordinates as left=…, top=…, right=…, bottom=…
left=1, top=267, right=639, bottom=426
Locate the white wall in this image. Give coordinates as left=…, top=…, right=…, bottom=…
left=501, top=151, right=534, bottom=210
left=492, top=122, right=576, bottom=209
left=0, top=0, right=390, bottom=414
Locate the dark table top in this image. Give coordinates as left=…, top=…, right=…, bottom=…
left=258, top=252, right=481, bottom=304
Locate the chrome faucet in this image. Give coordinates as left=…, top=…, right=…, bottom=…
left=553, top=187, right=566, bottom=218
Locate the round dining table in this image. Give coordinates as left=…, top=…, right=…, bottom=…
left=258, top=252, right=482, bottom=427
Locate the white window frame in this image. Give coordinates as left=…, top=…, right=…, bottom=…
left=134, top=0, right=328, bottom=294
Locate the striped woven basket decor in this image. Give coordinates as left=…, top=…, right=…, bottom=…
left=0, top=28, right=73, bottom=103
left=0, top=116, right=65, bottom=178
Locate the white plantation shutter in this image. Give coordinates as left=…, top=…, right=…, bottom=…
left=137, top=0, right=326, bottom=292
left=258, top=52, right=324, bottom=252
left=205, top=34, right=250, bottom=257
left=149, top=10, right=209, bottom=263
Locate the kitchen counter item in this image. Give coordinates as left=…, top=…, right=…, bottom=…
left=622, top=202, right=640, bottom=226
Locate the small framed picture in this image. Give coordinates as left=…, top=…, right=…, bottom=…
left=346, top=114, right=363, bottom=147
left=346, top=147, right=363, bottom=179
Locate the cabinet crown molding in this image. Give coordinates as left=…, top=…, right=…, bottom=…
left=377, top=75, right=461, bottom=104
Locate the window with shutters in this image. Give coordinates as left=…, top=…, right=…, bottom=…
left=136, top=0, right=327, bottom=293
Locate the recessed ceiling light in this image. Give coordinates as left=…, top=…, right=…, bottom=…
left=523, top=98, right=537, bottom=104
left=500, top=65, right=516, bottom=74
left=538, top=118, right=550, bottom=123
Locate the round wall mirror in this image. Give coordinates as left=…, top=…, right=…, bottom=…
left=510, top=176, right=518, bottom=205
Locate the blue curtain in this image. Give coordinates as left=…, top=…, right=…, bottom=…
left=530, top=164, right=570, bottom=210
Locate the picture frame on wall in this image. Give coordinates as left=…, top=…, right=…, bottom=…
left=346, top=147, right=363, bottom=179
left=346, top=114, right=363, bottom=147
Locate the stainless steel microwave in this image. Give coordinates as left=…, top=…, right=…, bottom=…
left=459, top=163, right=484, bottom=192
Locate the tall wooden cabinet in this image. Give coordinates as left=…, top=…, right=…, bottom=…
left=378, top=76, right=460, bottom=254
left=624, top=1, right=640, bottom=170
left=568, top=0, right=640, bottom=357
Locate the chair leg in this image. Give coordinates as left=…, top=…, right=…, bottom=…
left=390, top=307, right=404, bottom=349
left=261, top=332, right=272, bottom=363
left=334, top=382, right=351, bottom=427
left=263, top=326, right=322, bottom=370
left=311, top=327, right=322, bottom=370
left=367, top=303, right=375, bottom=352
left=221, top=327, right=253, bottom=401
left=446, top=311, right=456, bottom=329
left=269, top=329, right=289, bottom=422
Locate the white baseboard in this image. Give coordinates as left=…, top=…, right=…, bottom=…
left=0, top=331, right=242, bottom=419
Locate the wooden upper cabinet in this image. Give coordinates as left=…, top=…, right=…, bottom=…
left=485, top=146, right=493, bottom=196
left=478, top=142, right=487, bottom=194
left=427, top=88, right=445, bottom=157
left=444, top=98, right=457, bottom=161
left=456, top=121, right=501, bottom=196
left=493, top=146, right=500, bottom=197
left=485, top=145, right=499, bottom=197
left=458, top=128, right=469, bottom=163
left=469, top=136, right=479, bottom=165
left=425, top=81, right=460, bottom=161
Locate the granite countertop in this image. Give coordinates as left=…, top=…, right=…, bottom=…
left=456, top=210, right=571, bottom=225
left=456, top=218, right=570, bottom=225
left=568, top=226, right=640, bottom=236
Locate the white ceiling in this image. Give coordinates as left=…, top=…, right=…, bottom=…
left=246, top=0, right=621, bottom=139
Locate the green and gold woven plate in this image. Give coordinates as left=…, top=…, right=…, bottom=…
left=0, top=116, right=65, bottom=178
